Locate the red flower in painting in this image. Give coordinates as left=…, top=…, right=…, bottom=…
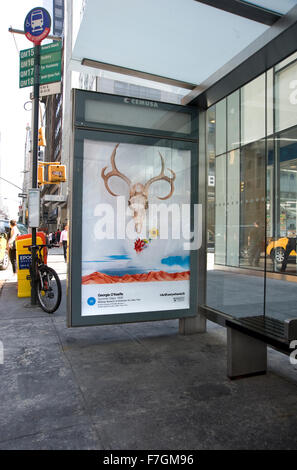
left=134, top=238, right=146, bottom=253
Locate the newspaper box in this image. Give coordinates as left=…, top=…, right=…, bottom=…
left=16, top=232, right=47, bottom=297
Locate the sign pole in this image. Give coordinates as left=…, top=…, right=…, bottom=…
left=31, top=43, right=40, bottom=305
left=23, top=7, right=51, bottom=305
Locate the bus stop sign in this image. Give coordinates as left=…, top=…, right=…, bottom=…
left=24, top=7, right=51, bottom=45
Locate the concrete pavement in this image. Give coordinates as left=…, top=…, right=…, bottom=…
left=0, top=249, right=297, bottom=449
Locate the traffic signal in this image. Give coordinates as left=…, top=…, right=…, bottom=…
left=48, top=165, right=66, bottom=183
left=38, top=127, right=46, bottom=147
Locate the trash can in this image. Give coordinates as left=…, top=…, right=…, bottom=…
left=15, top=232, right=47, bottom=298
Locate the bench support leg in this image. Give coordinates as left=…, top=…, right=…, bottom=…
left=179, top=313, right=206, bottom=335
left=227, top=327, right=267, bottom=379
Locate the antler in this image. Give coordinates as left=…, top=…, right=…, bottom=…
left=144, top=152, right=176, bottom=200
left=101, top=144, right=131, bottom=196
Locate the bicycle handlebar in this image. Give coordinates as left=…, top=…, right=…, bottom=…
left=24, top=244, right=59, bottom=251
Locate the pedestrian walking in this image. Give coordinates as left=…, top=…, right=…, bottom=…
left=60, top=224, right=68, bottom=262
left=7, top=220, right=20, bottom=275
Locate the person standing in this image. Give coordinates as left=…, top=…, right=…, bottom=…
left=7, top=220, right=20, bottom=275
left=248, top=221, right=262, bottom=267
left=60, top=224, right=68, bottom=262
left=280, top=234, right=296, bottom=272
left=56, top=228, right=61, bottom=243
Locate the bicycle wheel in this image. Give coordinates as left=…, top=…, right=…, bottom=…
left=37, top=265, right=62, bottom=313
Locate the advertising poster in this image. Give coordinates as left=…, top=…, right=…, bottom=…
left=81, top=139, right=191, bottom=316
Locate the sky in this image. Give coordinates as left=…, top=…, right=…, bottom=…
left=0, top=0, right=51, bottom=219
left=0, top=0, right=190, bottom=221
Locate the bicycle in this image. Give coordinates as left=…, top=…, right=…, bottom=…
left=26, top=244, right=62, bottom=313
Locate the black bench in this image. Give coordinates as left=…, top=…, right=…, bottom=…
left=200, top=306, right=297, bottom=379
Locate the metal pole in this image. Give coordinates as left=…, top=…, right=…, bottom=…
left=22, top=125, right=31, bottom=225
left=0, top=176, right=23, bottom=191
left=22, top=139, right=26, bottom=225
left=31, top=44, right=40, bottom=305
left=8, top=27, right=62, bottom=41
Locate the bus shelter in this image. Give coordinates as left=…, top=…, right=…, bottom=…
left=67, top=0, right=297, bottom=378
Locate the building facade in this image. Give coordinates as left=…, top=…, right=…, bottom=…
left=40, top=0, right=66, bottom=232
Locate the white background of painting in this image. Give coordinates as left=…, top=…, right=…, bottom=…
left=81, top=139, right=191, bottom=275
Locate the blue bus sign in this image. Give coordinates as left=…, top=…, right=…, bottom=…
left=24, top=7, right=51, bottom=45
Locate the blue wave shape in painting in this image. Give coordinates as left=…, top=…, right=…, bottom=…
left=106, top=255, right=131, bottom=260
left=161, top=256, right=190, bottom=268
left=97, top=269, right=148, bottom=276
left=82, top=255, right=131, bottom=262
left=82, top=261, right=110, bottom=263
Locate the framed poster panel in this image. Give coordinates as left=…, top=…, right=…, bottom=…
left=68, top=130, right=198, bottom=326
left=68, top=90, right=198, bottom=327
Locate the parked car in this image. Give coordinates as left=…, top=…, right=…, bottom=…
left=0, top=219, right=28, bottom=270
left=266, top=237, right=295, bottom=263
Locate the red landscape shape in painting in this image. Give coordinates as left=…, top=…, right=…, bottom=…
left=82, top=271, right=190, bottom=284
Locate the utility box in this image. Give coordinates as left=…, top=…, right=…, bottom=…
left=16, top=232, right=47, bottom=298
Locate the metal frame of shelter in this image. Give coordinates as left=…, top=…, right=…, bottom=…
left=68, top=90, right=199, bottom=327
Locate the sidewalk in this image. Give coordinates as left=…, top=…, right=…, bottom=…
left=0, top=249, right=297, bottom=449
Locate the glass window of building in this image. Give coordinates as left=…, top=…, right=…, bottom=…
left=241, top=74, right=265, bottom=145
left=215, top=99, right=226, bottom=156
left=227, top=91, right=240, bottom=151
left=267, top=68, right=274, bottom=137
left=55, top=7, right=63, bottom=18
left=275, top=58, right=297, bottom=132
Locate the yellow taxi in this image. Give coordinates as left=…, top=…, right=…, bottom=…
left=266, top=234, right=296, bottom=263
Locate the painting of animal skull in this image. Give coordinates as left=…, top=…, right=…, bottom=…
left=101, top=143, right=176, bottom=233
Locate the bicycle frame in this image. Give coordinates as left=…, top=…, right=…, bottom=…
left=25, top=243, right=62, bottom=313
left=27, top=245, right=47, bottom=283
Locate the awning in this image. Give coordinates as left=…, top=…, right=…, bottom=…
left=72, top=0, right=297, bottom=90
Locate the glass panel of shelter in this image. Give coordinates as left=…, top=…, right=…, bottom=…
left=206, top=51, right=297, bottom=325
left=265, top=55, right=297, bottom=321
left=206, top=77, right=266, bottom=319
